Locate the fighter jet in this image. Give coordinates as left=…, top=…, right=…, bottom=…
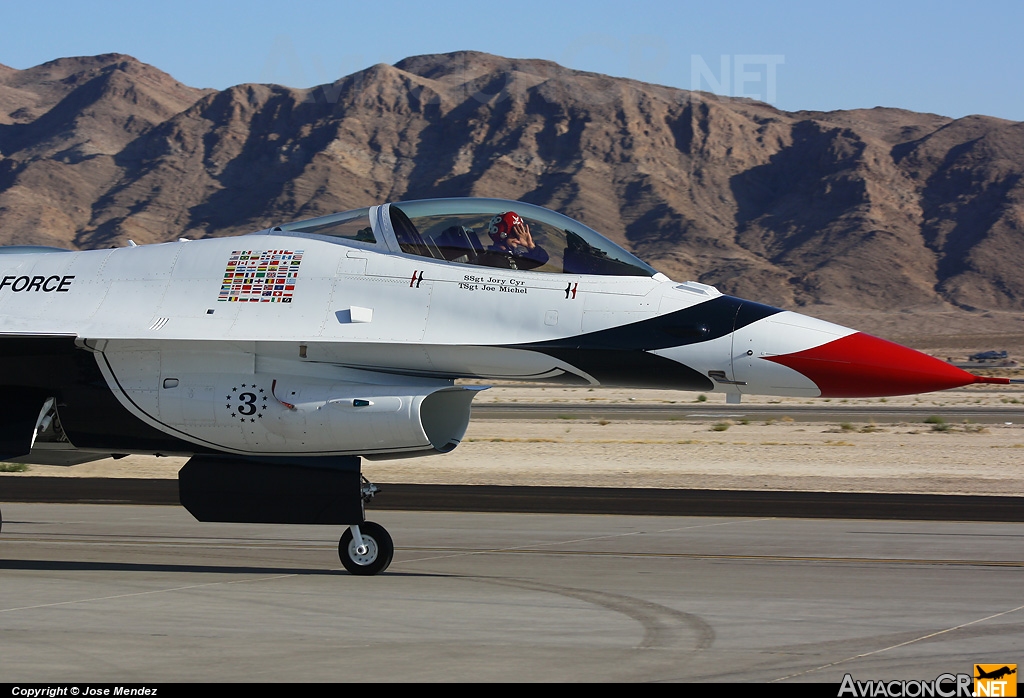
left=0, top=197, right=1013, bottom=574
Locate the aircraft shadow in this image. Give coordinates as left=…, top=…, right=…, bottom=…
left=0, top=558, right=340, bottom=575
left=0, top=558, right=454, bottom=578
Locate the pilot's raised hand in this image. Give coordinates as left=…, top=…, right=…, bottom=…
left=505, top=219, right=535, bottom=250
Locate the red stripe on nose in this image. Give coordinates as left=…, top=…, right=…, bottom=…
left=765, top=332, right=1005, bottom=397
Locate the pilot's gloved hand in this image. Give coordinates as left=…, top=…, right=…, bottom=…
left=505, top=220, right=536, bottom=251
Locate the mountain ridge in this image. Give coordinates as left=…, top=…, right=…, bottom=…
left=1, top=50, right=1023, bottom=319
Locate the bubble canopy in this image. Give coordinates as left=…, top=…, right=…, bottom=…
left=272, top=198, right=657, bottom=278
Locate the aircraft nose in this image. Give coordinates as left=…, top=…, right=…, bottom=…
left=764, top=332, right=1009, bottom=397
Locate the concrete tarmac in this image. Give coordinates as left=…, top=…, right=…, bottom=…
left=2, top=503, right=1022, bottom=682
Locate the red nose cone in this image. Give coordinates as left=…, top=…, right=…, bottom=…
left=765, top=332, right=1003, bottom=397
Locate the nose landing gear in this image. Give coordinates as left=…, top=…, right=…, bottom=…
left=339, top=521, right=394, bottom=575
left=337, top=476, right=393, bottom=575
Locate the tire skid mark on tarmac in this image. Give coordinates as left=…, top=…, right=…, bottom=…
left=472, top=576, right=716, bottom=651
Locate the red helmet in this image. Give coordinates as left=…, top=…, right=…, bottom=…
left=488, top=211, right=522, bottom=242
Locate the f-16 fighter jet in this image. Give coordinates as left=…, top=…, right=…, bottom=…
left=1, top=198, right=1012, bottom=573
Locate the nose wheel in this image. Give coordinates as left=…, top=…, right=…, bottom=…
left=339, top=521, right=394, bottom=575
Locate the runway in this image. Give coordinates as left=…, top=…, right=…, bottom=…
left=2, top=503, right=1022, bottom=682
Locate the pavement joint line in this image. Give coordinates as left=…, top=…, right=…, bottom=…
left=772, top=602, right=1024, bottom=682
left=521, top=517, right=779, bottom=550
left=0, top=574, right=299, bottom=614
left=647, top=517, right=777, bottom=535
left=392, top=517, right=780, bottom=567
left=395, top=548, right=1024, bottom=565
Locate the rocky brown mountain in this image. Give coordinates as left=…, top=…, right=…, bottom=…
left=1, top=51, right=1022, bottom=318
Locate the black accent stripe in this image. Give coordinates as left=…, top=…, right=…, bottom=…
left=503, top=296, right=782, bottom=390
left=534, top=349, right=715, bottom=390
left=514, top=296, right=782, bottom=353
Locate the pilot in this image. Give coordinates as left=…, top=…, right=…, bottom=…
left=475, top=211, right=550, bottom=271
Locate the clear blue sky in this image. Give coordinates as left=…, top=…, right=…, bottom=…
left=2, top=0, right=1021, bottom=121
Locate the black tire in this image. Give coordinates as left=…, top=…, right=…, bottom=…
left=338, top=521, right=394, bottom=575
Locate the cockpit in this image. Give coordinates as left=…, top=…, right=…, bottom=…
left=268, top=198, right=657, bottom=278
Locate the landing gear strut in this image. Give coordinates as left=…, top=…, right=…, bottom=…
left=337, top=476, right=393, bottom=575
